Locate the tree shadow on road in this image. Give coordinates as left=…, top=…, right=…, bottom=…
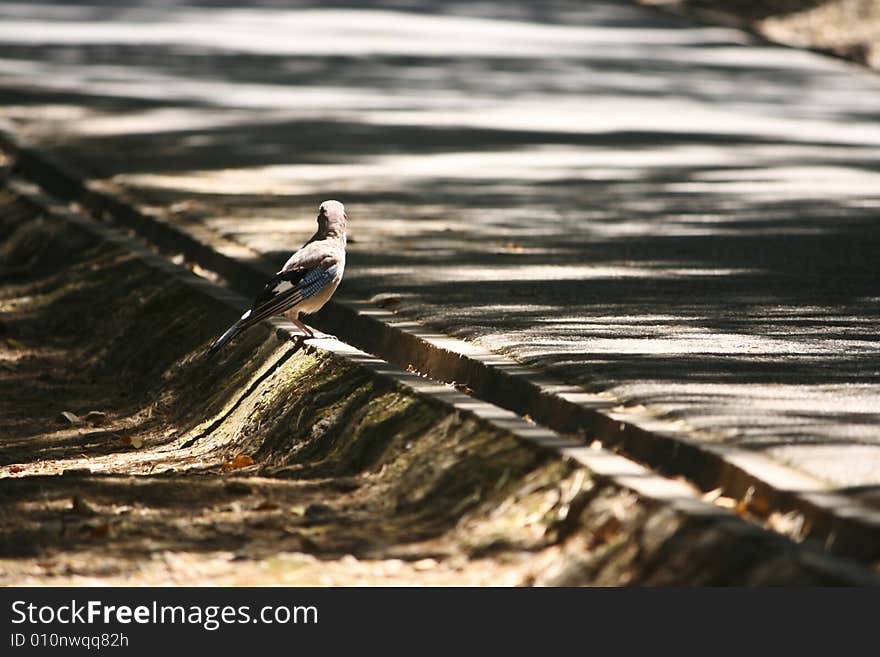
left=2, top=0, right=879, bottom=510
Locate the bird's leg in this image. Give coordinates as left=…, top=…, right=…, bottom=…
left=290, top=316, right=315, bottom=339
left=293, top=317, right=339, bottom=341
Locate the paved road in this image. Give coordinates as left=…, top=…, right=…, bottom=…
left=1, top=1, right=879, bottom=506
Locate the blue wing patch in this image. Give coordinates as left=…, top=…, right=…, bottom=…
left=242, top=264, right=337, bottom=326
left=300, top=264, right=337, bottom=299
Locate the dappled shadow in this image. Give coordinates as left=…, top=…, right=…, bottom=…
left=1, top=0, right=879, bottom=501
left=0, top=193, right=249, bottom=469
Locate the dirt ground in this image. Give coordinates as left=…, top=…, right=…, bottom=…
left=645, top=0, right=880, bottom=67
left=0, top=182, right=568, bottom=585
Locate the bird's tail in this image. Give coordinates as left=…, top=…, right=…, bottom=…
left=206, top=319, right=246, bottom=358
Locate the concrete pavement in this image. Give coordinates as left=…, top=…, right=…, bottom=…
left=1, top=2, right=879, bottom=536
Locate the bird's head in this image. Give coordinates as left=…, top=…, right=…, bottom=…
left=317, top=200, right=346, bottom=238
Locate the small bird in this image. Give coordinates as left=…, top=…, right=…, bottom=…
left=207, top=200, right=347, bottom=356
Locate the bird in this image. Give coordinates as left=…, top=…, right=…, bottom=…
left=207, top=200, right=347, bottom=357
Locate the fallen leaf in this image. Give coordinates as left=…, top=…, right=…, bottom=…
left=121, top=435, right=144, bottom=449
left=368, top=293, right=403, bottom=309
left=85, top=411, right=108, bottom=426
left=58, top=411, right=81, bottom=425
left=223, top=455, right=255, bottom=471
left=9, top=465, right=24, bottom=474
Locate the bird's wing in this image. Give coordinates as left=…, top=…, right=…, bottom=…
left=240, top=262, right=339, bottom=326
left=280, top=241, right=326, bottom=272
